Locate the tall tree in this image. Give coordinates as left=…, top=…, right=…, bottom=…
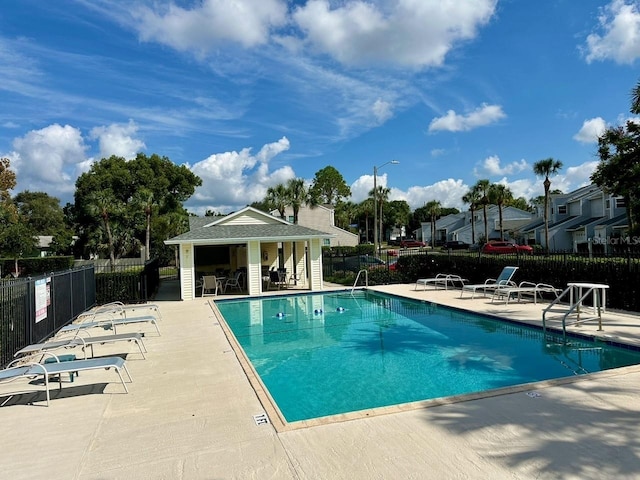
left=424, top=200, right=442, bottom=246
left=14, top=191, right=66, bottom=235
left=286, top=178, right=308, bottom=224
left=87, top=190, right=121, bottom=270
left=309, top=166, right=351, bottom=205
left=370, top=185, right=390, bottom=248
left=131, top=189, right=155, bottom=261
left=489, top=184, right=513, bottom=241
left=533, top=158, right=563, bottom=253
left=386, top=200, right=411, bottom=242
left=462, top=185, right=481, bottom=244
left=474, top=179, right=491, bottom=243
left=74, top=154, right=201, bottom=260
left=357, top=198, right=375, bottom=243
left=265, top=184, right=288, bottom=219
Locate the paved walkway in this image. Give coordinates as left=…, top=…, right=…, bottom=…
left=2, top=281, right=640, bottom=479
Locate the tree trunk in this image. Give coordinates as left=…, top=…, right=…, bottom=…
left=544, top=177, right=551, bottom=255
left=145, top=213, right=151, bottom=261
left=470, top=206, right=476, bottom=244
left=483, top=205, right=488, bottom=242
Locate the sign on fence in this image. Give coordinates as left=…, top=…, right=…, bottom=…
left=35, top=277, right=51, bottom=323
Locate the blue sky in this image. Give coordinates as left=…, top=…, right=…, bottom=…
left=2, top=0, right=640, bottom=214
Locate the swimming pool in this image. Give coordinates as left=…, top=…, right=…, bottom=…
left=215, top=290, right=640, bottom=424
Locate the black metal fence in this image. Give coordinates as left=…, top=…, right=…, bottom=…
left=94, top=258, right=161, bottom=304
left=323, top=249, right=640, bottom=312
left=0, top=266, right=96, bottom=367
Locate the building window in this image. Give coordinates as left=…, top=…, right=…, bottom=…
left=288, top=215, right=294, bottom=223
left=616, top=197, right=626, bottom=208
left=606, top=199, right=610, bottom=209
left=323, top=239, right=331, bottom=246
left=557, top=205, right=567, bottom=214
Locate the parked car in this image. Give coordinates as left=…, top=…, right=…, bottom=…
left=442, top=240, right=470, bottom=250
left=343, top=255, right=386, bottom=271
left=481, top=241, right=533, bottom=255
left=400, top=239, right=426, bottom=248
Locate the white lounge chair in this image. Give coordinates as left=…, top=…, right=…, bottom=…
left=460, top=266, right=519, bottom=299
left=90, top=301, right=162, bottom=320
left=415, top=274, right=468, bottom=291
left=14, top=331, right=147, bottom=360
left=60, top=312, right=161, bottom=336
left=491, top=281, right=562, bottom=305
left=0, top=356, right=132, bottom=406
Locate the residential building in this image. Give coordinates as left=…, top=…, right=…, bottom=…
left=520, top=184, right=627, bottom=252
left=420, top=205, right=534, bottom=246
left=273, top=204, right=358, bottom=247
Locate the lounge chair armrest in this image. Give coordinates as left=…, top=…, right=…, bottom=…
left=518, top=281, right=536, bottom=288
left=484, top=278, right=497, bottom=285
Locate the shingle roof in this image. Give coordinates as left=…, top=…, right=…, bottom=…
left=166, top=223, right=332, bottom=244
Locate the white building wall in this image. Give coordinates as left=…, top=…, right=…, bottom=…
left=179, top=242, right=196, bottom=300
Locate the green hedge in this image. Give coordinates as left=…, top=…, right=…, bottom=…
left=1, top=256, right=74, bottom=277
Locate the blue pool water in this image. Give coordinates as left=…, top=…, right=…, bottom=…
left=216, top=290, right=640, bottom=423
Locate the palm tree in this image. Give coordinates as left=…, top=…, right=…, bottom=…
left=475, top=179, right=491, bottom=243
left=533, top=157, right=563, bottom=254
left=370, top=185, right=390, bottom=249
left=632, top=79, right=640, bottom=114
left=358, top=198, right=375, bottom=243
left=266, top=184, right=288, bottom=219
left=424, top=200, right=441, bottom=246
left=489, top=184, right=513, bottom=241
left=462, top=185, right=481, bottom=244
left=87, top=190, right=120, bottom=271
left=286, top=178, right=307, bottom=224
left=132, top=189, right=155, bottom=260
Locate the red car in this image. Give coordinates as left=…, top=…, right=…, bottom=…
left=400, top=239, right=426, bottom=248
left=481, top=241, right=533, bottom=255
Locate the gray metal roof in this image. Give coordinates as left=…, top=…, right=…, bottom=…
left=166, top=223, right=333, bottom=245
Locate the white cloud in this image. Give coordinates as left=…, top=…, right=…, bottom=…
left=90, top=120, right=146, bottom=160
left=188, top=137, right=294, bottom=213
left=372, top=98, right=393, bottom=124
left=474, top=155, right=528, bottom=177
left=573, top=117, right=607, bottom=143
left=134, top=0, right=288, bottom=51
left=8, top=124, right=88, bottom=197
left=292, top=0, right=497, bottom=67
left=429, top=104, right=506, bottom=132
left=585, top=0, right=640, bottom=64
left=563, top=161, right=600, bottom=189
left=394, top=179, right=469, bottom=210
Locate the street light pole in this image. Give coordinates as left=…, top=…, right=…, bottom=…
left=373, top=160, right=399, bottom=256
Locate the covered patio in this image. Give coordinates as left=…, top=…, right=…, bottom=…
left=165, top=207, right=333, bottom=300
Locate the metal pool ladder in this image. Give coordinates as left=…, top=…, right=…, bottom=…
left=542, top=284, right=605, bottom=343
left=351, top=269, right=368, bottom=294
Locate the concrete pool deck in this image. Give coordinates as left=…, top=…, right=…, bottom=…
left=2, top=281, right=640, bottom=479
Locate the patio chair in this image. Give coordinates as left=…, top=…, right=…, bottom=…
left=460, top=266, right=519, bottom=299
left=0, top=356, right=132, bottom=406
left=224, top=271, right=243, bottom=293
left=201, top=275, right=223, bottom=297
left=415, top=274, right=468, bottom=291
